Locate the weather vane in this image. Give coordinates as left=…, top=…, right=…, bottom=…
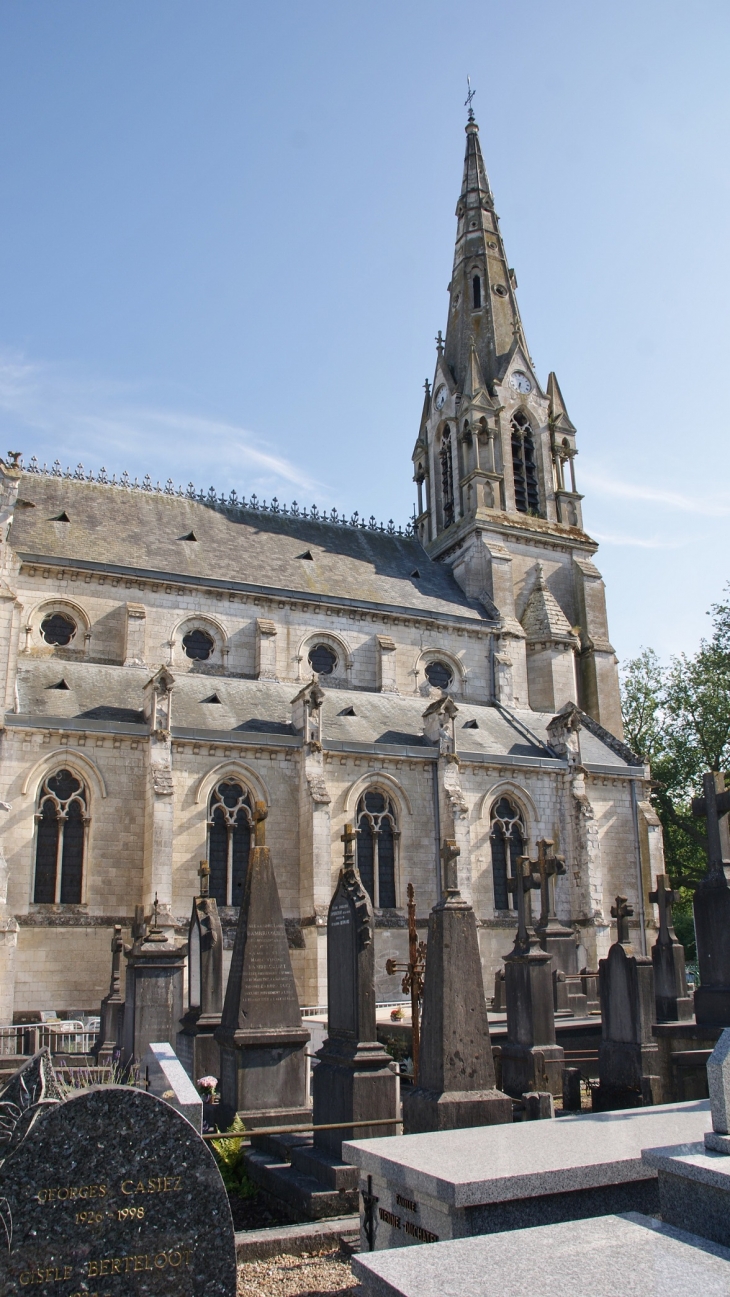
left=465, top=75, right=476, bottom=121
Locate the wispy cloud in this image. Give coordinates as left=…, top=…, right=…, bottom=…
left=580, top=468, right=730, bottom=517
left=591, top=530, right=686, bottom=550
left=0, top=349, right=324, bottom=503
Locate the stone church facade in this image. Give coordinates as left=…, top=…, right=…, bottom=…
left=0, top=110, right=663, bottom=1021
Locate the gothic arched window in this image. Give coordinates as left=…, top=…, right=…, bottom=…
left=207, top=780, right=253, bottom=906
left=489, top=796, right=525, bottom=911
left=356, top=790, right=398, bottom=909
left=511, top=411, right=540, bottom=515
left=440, top=427, right=455, bottom=527
left=472, top=275, right=481, bottom=309
left=34, top=769, right=88, bottom=904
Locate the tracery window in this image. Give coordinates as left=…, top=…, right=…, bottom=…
left=511, top=411, right=540, bottom=515
left=425, top=660, right=453, bottom=690
left=183, top=628, right=215, bottom=661
left=33, top=769, right=88, bottom=904
left=308, top=644, right=337, bottom=675
left=207, top=780, right=253, bottom=906
left=40, top=613, right=77, bottom=646
left=356, top=790, right=398, bottom=909
left=440, top=427, right=455, bottom=527
left=489, top=796, right=525, bottom=911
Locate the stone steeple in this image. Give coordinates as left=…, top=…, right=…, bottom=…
left=412, top=107, right=624, bottom=739
left=444, top=112, right=529, bottom=395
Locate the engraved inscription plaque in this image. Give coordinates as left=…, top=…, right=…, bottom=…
left=0, top=1085, right=236, bottom=1295
left=328, top=879, right=357, bottom=1037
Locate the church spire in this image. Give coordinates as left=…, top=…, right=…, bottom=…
left=443, top=110, right=528, bottom=395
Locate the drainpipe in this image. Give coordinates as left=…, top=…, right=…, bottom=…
left=432, top=760, right=442, bottom=904
left=630, top=777, right=647, bottom=955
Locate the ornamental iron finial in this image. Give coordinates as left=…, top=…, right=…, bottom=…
left=465, top=75, right=476, bottom=122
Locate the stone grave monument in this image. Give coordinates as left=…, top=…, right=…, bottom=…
left=215, top=803, right=310, bottom=1129
left=534, top=839, right=587, bottom=1017
left=402, top=839, right=511, bottom=1133
left=122, top=896, right=187, bottom=1068
left=649, top=873, right=692, bottom=1022
left=177, top=860, right=223, bottom=1084
left=0, top=1050, right=236, bottom=1294
left=501, top=854, right=564, bottom=1099
left=691, top=772, right=730, bottom=1026
left=385, top=882, right=426, bottom=1081
left=96, top=924, right=125, bottom=1064
left=592, top=895, right=662, bottom=1111
left=644, top=1027, right=730, bottom=1249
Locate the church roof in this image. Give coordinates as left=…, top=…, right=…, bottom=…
left=520, top=564, right=577, bottom=643
left=12, top=659, right=636, bottom=772
left=11, top=473, right=489, bottom=625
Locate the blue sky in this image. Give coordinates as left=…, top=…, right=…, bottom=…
left=0, top=0, right=728, bottom=665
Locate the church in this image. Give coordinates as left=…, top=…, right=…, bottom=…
left=0, top=108, right=663, bottom=1021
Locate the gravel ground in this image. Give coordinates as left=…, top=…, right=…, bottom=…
left=237, top=1248, right=361, bottom=1296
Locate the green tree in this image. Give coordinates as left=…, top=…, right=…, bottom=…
left=620, top=588, right=730, bottom=893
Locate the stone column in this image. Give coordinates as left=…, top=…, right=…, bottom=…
left=403, top=839, right=512, bottom=1133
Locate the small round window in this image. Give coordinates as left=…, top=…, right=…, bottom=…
left=493, top=283, right=508, bottom=297
left=308, top=644, right=337, bottom=675
left=182, top=628, right=215, bottom=661
left=425, top=660, right=453, bottom=690
left=40, top=613, right=76, bottom=646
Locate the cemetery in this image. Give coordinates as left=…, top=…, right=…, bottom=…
left=2, top=771, right=730, bottom=1297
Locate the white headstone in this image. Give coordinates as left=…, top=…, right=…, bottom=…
left=141, top=1041, right=203, bottom=1132
left=705, top=1028, right=730, bottom=1153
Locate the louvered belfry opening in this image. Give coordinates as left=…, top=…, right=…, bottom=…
left=33, top=769, right=88, bottom=904
left=207, top=779, right=253, bottom=907
left=511, top=410, right=540, bottom=515
left=440, top=426, right=455, bottom=527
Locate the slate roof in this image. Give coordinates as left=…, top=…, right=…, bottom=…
left=11, top=475, right=489, bottom=624
left=13, top=660, right=634, bottom=770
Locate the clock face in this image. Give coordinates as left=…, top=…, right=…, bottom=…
left=434, top=385, right=447, bottom=410
left=510, top=371, right=532, bottom=394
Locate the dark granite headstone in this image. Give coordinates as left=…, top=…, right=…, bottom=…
left=178, top=864, right=223, bottom=1084
left=692, top=772, right=730, bottom=1026
left=592, top=940, right=662, bottom=1111
left=0, top=1083, right=236, bottom=1294
left=403, top=840, right=512, bottom=1133
left=215, top=842, right=310, bottom=1128
left=649, top=873, right=693, bottom=1022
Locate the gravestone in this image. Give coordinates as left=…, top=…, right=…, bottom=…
left=141, top=1042, right=203, bottom=1133
left=534, top=839, right=587, bottom=1017
left=215, top=806, right=310, bottom=1128
left=385, top=883, right=426, bottom=1082
left=649, top=873, right=693, bottom=1022
left=501, top=855, right=564, bottom=1099
left=592, top=912, right=662, bottom=1111
left=97, top=925, right=125, bottom=1064
left=692, top=772, right=730, bottom=1025
left=0, top=1058, right=236, bottom=1294
left=122, top=898, right=187, bottom=1068
left=402, top=840, right=511, bottom=1133
left=177, top=861, right=223, bottom=1084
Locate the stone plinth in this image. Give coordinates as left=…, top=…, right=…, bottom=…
left=216, top=845, right=310, bottom=1128
left=593, top=941, right=662, bottom=1111
left=343, top=1098, right=710, bottom=1251
left=122, top=924, right=186, bottom=1068
left=643, top=1143, right=730, bottom=1250
left=402, top=851, right=511, bottom=1134
left=351, top=1213, right=730, bottom=1297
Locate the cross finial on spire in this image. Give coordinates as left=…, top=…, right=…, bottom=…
left=435, top=330, right=444, bottom=354
left=465, top=76, right=476, bottom=122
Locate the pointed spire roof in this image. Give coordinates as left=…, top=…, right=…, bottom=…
left=461, top=340, right=494, bottom=410
left=547, top=372, right=576, bottom=434
left=521, top=564, right=577, bottom=643
left=443, top=113, right=529, bottom=397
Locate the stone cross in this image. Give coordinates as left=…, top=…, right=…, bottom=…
left=611, top=895, right=634, bottom=946
left=145, top=891, right=167, bottom=943
left=649, top=873, right=678, bottom=945
left=508, top=855, right=541, bottom=950
left=440, top=838, right=460, bottom=897
left=536, top=838, right=566, bottom=926
left=198, top=859, right=210, bottom=899
left=253, top=800, right=268, bottom=847
left=341, top=821, right=357, bottom=870
left=692, top=771, right=730, bottom=879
